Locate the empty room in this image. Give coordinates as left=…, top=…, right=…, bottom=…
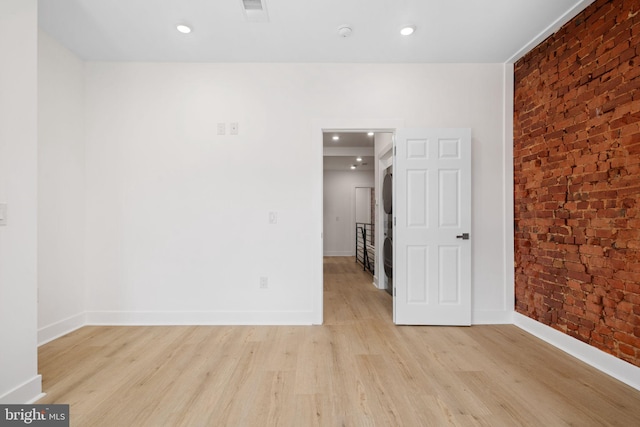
left=1, top=0, right=639, bottom=425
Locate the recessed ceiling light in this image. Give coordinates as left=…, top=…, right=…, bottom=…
left=332, top=135, right=340, bottom=141
left=356, top=157, right=362, bottom=162
left=367, top=132, right=374, bottom=136
left=177, top=24, right=192, bottom=34
left=350, top=165, right=356, bottom=170
left=400, top=25, right=415, bottom=36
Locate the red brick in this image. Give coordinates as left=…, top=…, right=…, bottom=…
left=620, top=343, right=636, bottom=356
left=566, top=262, right=586, bottom=272
left=614, top=331, right=640, bottom=348
left=579, top=245, right=605, bottom=256
left=617, top=301, right=634, bottom=313
left=586, top=301, right=604, bottom=315
left=514, top=0, right=640, bottom=368
left=614, top=270, right=640, bottom=282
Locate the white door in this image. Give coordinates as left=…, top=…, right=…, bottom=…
left=393, top=128, right=471, bottom=325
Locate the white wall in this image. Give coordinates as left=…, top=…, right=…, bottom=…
left=323, top=170, right=375, bottom=256
left=37, top=30, right=86, bottom=344
left=82, top=62, right=509, bottom=324
left=354, top=187, right=372, bottom=224
left=0, top=0, right=41, bottom=403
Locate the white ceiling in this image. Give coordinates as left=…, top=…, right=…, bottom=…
left=323, top=132, right=374, bottom=148
left=324, top=156, right=375, bottom=171
left=323, top=132, right=374, bottom=171
left=38, top=0, right=589, bottom=63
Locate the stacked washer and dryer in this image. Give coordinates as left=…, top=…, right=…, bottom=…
left=382, top=166, right=393, bottom=295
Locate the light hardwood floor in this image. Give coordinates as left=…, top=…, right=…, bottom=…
left=38, top=257, right=640, bottom=426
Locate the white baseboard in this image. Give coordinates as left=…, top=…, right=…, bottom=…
left=27, top=393, right=46, bottom=404
left=373, top=275, right=380, bottom=288
left=85, top=310, right=317, bottom=325
left=513, top=312, right=640, bottom=391
left=472, top=309, right=513, bottom=325
left=38, top=312, right=86, bottom=346
left=0, top=375, right=42, bottom=404
left=323, top=251, right=353, bottom=257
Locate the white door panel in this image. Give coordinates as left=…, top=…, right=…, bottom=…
left=394, top=128, right=471, bottom=325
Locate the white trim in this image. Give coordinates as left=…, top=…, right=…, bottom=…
left=85, top=311, right=316, bottom=325
left=38, top=312, right=86, bottom=346
left=502, top=63, right=515, bottom=315
left=472, top=310, right=513, bottom=325
left=377, top=142, right=393, bottom=160
left=27, top=393, right=46, bottom=404
left=323, top=251, right=354, bottom=257
left=0, top=375, right=42, bottom=404
left=373, top=276, right=380, bottom=288
left=506, top=0, right=596, bottom=63
left=514, top=312, right=640, bottom=391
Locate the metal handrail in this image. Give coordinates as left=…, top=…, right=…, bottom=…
left=355, top=222, right=375, bottom=274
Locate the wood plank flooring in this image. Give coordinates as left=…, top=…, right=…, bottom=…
left=38, top=257, right=640, bottom=426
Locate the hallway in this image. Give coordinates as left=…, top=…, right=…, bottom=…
left=323, top=256, right=391, bottom=325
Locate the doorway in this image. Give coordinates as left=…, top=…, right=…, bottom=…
left=314, top=121, right=473, bottom=327
left=312, top=119, right=404, bottom=324
left=322, top=129, right=390, bottom=323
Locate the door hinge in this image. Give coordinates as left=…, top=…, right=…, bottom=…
left=394, top=217, right=396, bottom=226
left=393, top=287, right=396, bottom=296
left=394, top=146, right=396, bottom=156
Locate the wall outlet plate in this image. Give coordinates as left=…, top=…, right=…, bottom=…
left=0, top=203, right=7, bottom=226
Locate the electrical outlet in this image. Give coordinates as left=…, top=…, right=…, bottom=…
left=217, top=123, right=226, bottom=135
left=0, top=203, right=7, bottom=226
left=259, top=277, right=268, bottom=289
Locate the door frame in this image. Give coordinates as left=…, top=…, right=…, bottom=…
left=312, top=119, right=405, bottom=325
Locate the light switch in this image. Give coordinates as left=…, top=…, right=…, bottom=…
left=230, top=122, right=238, bottom=135
left=269, top=211, right=277, bottom=224
left=0, top=203, right=7, bottom=226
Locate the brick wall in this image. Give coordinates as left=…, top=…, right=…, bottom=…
left=514, top=0, right=640, bottom=367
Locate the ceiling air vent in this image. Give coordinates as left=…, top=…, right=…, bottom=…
left=241, top=0, right=269, bottom=23
left=243, top=0, right=263, bottom=10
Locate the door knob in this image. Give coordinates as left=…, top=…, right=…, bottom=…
left=456, top=233, right=470, bottom=240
